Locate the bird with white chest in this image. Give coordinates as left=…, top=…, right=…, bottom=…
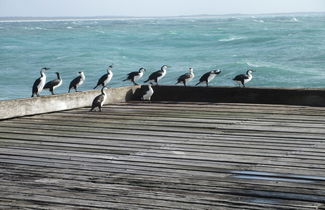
left=196, top=69, right=221, bottom=87
left=175, top=67, right=195, bottom=87
left=144, top=65, right=169, bottom=85
left=233, top=69, right=255, bottom=87
left=123, top=67, right=146, bottom=85
left=31, top=67, right=50, bottom=97
left=140, top=84, right=154, bottom=101
left=68, top=71, right=86, bottom=92
left=44, top=72, right=63, bottom=95
left=90, top=86, right=108, bottom=112
left=94, top=65, right=113, bottom=89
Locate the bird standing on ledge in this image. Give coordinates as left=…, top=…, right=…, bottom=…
left=144, top=65, right=169, bottom=85
left=196, top=69, right=221, bottom=87
left=31, top=67, right=49, bottom=97
left=44, top=72, right=62, bottom=95
left=123, top=67, right=146, bottom=85
left=175, top=67, right=195, bottom=87
left=68, top=71, right=85, bottom=92
left=90, top=86, right=107, bottom=112
left=94, top=65, right=113, bottom=89
left=233, top=69, right=255, bottom=87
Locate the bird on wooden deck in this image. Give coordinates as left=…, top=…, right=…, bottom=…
left=44, top=72, right=63, bottom=95
left=90, top=86, right=108, bottom=112
left=144, top=65, right=169, bottom=85
left=94, top=65, right=113, bottom=89
left=68, top=71, right=85, bottom=93
left=196, top=69, right=221, bottom=87
left=123, top=67, right=146, bottom=85
left=175, top=67, right=195, bottom=87
left=140, top=84, right=154, bottom=101
left=31, top=67, right=50, bottom=97
left=233, top=69, right=255, bottom=87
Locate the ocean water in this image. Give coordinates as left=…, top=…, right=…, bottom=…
left=0, top=14, right=325, bottom=100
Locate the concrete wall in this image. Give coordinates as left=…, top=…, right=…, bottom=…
left=0, top=86, right=138, bottom=120
left=133, top=86, right=325, bottom=107
left=1, top=85, right=325, bottom=120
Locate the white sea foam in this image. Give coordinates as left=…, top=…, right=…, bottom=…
left=219, top=36, right=244, bottom=42
left=253, top=19, right=264, bottom=23
left=290, top=17, right=299, bottom=22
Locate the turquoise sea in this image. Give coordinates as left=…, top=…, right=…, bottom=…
left=0, top=14, right=325, bottom=100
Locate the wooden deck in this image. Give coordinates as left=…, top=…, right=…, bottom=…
left=0, top=101, right=324, bottom=209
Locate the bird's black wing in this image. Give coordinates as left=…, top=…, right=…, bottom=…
left=32, top=78, right=41, bottom=93
left=233, top=74, right=248, bottom=81
left=199, top=72, right=210, bottom=82
left=140, top=85, right=150, bottom=94
left=92, top=94, right=105, bottom=107
left=44, top=79, right=60, bottom=89
left=177, top=73, right=190, bottom=83
left=148, top=70, right=163, bottom=80
left=126, top=71, right=138, bottom=80
left=96, top=73, right=109, bottom=86
left=69, top=76, right=81, bottom=89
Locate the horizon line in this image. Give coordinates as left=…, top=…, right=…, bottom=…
left=1, top=11, right=325, bottom=19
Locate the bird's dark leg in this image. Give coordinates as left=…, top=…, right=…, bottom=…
left=155, top=79, right=159, bottom=86
left=50, top=88, right=55, bottom=95
left=241, top=81, right=245, bottom=88
left=206, top=81, right=209, bottom=87
left=184, top=81, right=186, bottom=87
left=132, top=80, right=138, bottom=85
left=99, top=105, right=102, bottom=112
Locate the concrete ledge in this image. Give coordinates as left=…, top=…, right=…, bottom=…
left=133, top=85, right=325, bottom=107
left=0, top=86, right=138, bottom=120
left=1, top=85, right=325, bottom=120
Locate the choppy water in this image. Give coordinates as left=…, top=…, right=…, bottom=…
left=1, top=14, right=325, bottom=100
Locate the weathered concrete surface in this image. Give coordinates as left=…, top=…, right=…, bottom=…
left=0, top=86, right=138, bottom=120
left=132, top=85, right=325, bottom=107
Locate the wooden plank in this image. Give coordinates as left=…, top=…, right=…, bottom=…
left=0, top=102, right=325, bottom=209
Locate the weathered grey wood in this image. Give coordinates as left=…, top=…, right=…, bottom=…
left=0, top=102, right=325, bottom=209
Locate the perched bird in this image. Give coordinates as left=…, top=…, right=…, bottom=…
left=196, top=69, right=221, bottom=87
left=123, top=67, right=146, bottom=85
left=68, top=71, right=86, bottom=92
left=144, top=65, right=169, bottom=85
left=140, top=84, right=154, bottom=101
left=44, top=72, right=63, bottom=95
left=90, top=86, right=107, bottom=112
left=94, top=65, right=113, bottom=89
left=233, top=69, right=255, bottom=87
left=31, top=67, right=50, bottom=97
left=175, top=67, right=195, bottom=87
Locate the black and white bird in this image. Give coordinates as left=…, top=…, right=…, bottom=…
left=233, top=69, right=255, bottom=87
left=44, top=72, right=63, bottom=95
left=175, top=67, right=195, bottom=87
left=68, top=71, right=86, bottom=92
left=123, top=67, right=146, bottom=85
left=196, top=69, right=221, bottom=87
left=144, top=65, right=169, bottom=85
left=140, top=84, right=154, bottom=101
left=90, top=86, right=107, bottom=112
left=31, top=67, right=49, bottom=97
left=93, top=65, right=113, bottom=89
